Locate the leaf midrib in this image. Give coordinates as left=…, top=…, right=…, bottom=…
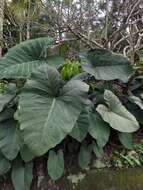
left=40, top=98, right=56, bottom=145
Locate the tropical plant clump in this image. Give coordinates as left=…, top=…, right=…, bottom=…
left=0, top=37, right=143, bottom=189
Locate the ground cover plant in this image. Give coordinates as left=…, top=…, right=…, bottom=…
left=0, top=37, right=143, bottom=189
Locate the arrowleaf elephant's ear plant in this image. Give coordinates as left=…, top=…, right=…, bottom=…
left=0, top=37, right=142, bottom=188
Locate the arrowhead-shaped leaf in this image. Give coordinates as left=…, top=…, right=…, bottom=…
left=70, top=110, right=89, bottom=142
left=47, top=150, right=64, bottom=180
left=12, top=158, right=33, bottom=190
left=82, top=49, right=133, bottom=82
left=96, top=90, right=139, bottom=133
left=88, top=112, right=110, bottom=147
left=17, top=65, right=89, bottom=155
left=0, top=37, right=64, bottom=78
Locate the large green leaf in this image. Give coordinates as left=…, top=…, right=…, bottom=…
left=82, top=49, right=133, bottom=82
left=0, top=37, right=64, bottom=78
left=12, top=158, right=33, bottom=190
left=47, top=150, right=64, bottom=181
left=0, top=120, right=21, bottom=160
left=70, top=110, right=89, bottom=142
left=0, top=152, right=11, bottom=175
left=17, top=65, right=89, bottom=155
left=88, top=112, right=110, bottom=147
left=96, top=90, right=139, bottom=133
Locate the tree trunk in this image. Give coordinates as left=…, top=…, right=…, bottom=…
left=105, top=0, right=109, bottom=40
left=26, top=0, right=31, bottom=40
left=19, top=24, right=23, bottom=43
left=0, top=0, right=4, bottom=57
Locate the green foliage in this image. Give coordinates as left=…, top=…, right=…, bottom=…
left=16, top=65, right=89, bottom=155
left=0, top=152, right=11, bottom=175
left=96, top=90, right=139, bottom=133
left=118, top=133, right=133, bottom=150
left=78, top=144, right=92, bottom=169
left=88, top=112, right=110, bottom=147
left=0, top=120, right=21, bottom=160
left=92, top=142, right=104, bottom=159
left=47, top=150, right=64, bottom=180
left=113, top=150, right=142, bottom=168
left=0, top=37, right=142, bottom=186
left=61, top=60, right=81, bottom=80
left=0, top=37, right=64, bottom=78
left=0, top=84, right=17, bottom=112
left=82, top=49, right=134, bottom=82
left=70, top=110, right=89, bottom=142
left=12, top=158, right=33, bottom=190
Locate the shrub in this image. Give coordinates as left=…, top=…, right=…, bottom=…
left=0, top=37, right=142, bottom=188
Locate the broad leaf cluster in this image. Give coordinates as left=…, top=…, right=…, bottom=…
left=0, top=37, right=142, bottom=187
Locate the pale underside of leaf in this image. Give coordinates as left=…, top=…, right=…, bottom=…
left=96, top=90, right=139, bottom=133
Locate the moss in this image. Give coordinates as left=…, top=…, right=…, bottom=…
left=74, top=168, right=143, bottom=190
